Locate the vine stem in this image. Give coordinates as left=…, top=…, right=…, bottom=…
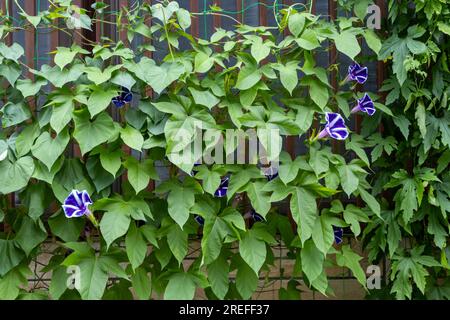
left=191, top=12, right=241, bottom=25
left=309, top=0, right=314, bottom=13
left=162, top=10, right=174, bottom=60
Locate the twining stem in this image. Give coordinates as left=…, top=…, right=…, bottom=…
left=162, top=10, right=174, bottom=60
left=86, top=210, right=99, bottom=228
left=191, top=12, right=241, bottom=25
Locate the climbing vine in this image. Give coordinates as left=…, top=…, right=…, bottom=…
left=0, top=0, right=434, bottom=301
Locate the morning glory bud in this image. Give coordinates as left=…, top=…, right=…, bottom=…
left=214, top=176, right=229, bottom=197
left=243, top=209, right=264, bottom=222
left=194, top=214, right=205, bottom=226
left=112, top=87, right=133, bottom=108
left=351, top=93, right=376, bottom=116
left=316, top=112, right=349, bottom=141
left=333, top=226, right=343, bottom=245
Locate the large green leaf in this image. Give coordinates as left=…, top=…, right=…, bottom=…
left=311, top=214, right=335, bottom=255
left=0, top=265, right=30, bottom=300
left=48, top=210, right=85, bottom=242
left=130, top=57, right=185, bottom=94
left=164, top=273, right=196, bottom=300
left=36, top=64, right=84, bottom=88
left=14, top=217, right=47, bottom=256
left=235, top=65, right=262, bottom=90
left=31, top=129, right=70, bottom=171
left=0, top=240, right=25, bottom=276
left=16, top=78, right=47, bottom=98
left=167, top=224, right=188, bottom=264
left=100, top=149, right=122, bottom=177
left=239, top=231, right=266, bottom=275
left=288, top=13, right=306, bottom=37
left=131, top=266, right=152, bottom=300
left=250, top=37, right=271, bottom=64
left=100, top=211, right=131, bottom=248
left=276, top=61, right=299, bottom=95
left=167, top=183, right=196, bottom=228
left=73, top=109, right=117, bottom=155
left=77, top=256, right=109, bottom=300
left=245, top=182, right=271, bottom=218
left=0, top=62, right=21, bottom=85
left=87, top=87, right=118, bottom=118
left=290, top=187, right=317, bottom=244
left=336, top=245, right=367, bottom=288
left=301, top=239, right=324, bottom=282
left=235, top=261, right=258, bottom=300
left=0, top=157, right=35, bottom=195
left=207, top=255, right=229, bottom=299
left=337, top=164, right=359, bottom=196
left=1, top=102, right=31, bottom=128
left=121, top=125, right=144, bottom=151
left=123, top=157, right=158, bottom=194
left=334, top=30, right=361, bottom=60
left=125, top=223, right=148, bottom=270
left=188, top=88, right=220, bottom=110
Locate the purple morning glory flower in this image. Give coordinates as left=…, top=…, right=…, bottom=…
left=112, top=87, right=133, bottom=108
left=316, top=112, right=349, bottom=140
left=62, top=190, right=98, bottom=227
left=62, top=190, right=92, bottom=218
left=351, top=93, right=376, bottom=116
left=194, top=214, right=205, bottom=226
left=251, top=209, right=264, bottom=222
left=333, top=226, right=343, bottom=245
left=347, top=62, right=368, bottom=84
left=214, top=176, right=229, bottom=197
left=244, top=209, right=264, bottom=222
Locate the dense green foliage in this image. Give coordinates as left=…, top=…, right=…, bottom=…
left=0, top=0, right=447, bottom=300
left=357, top=0, right=450, bottom=299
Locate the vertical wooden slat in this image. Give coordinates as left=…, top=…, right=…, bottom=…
left=72, top=0, right=82, bottom=45
left=190, top=0, right=199, bottom=38
left=24, top=1, right=36, bottom=79
left=259, top=0, right=267, bottom=26
left=236, top=0, right=242, bottom=24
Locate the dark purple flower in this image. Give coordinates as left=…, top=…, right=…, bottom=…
left=351, top=93, right=376, bottom=116
left=243, top=209, right=264, bottom=222
left=62, top=190, right=93, bottom=218
left=250, top=209, right=264, bottom=222
left=317, top=112, right=349, bottom=140
left=214, top=176, right=229, bottom=197
left=347, top=62, right=368, bottom=84
left=194, top=214, right=205, bottom=226
left=333, top=226, right=343, bottom=245
left=262, top=165, right=279, bottom=181
left=112, top=87, right=133, bottom=108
